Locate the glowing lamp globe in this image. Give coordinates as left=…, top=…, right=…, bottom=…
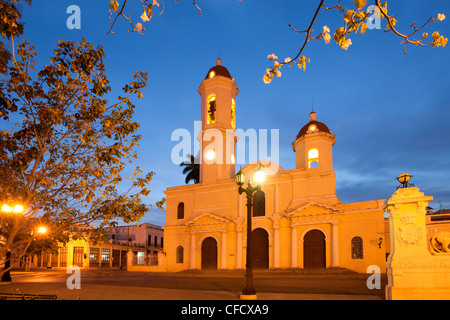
left=1, top=204, right=12, bottom=213
left=37, top=226, right=47, bottom=234
left=254, top=167, right=265, bottom=185
left=397, top=173, right=411, bottom=184
left=205, top=150, right=215, bottom=161
left=13, top=205, right=24, bottom=213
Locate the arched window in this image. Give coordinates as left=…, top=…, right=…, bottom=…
left=308, top=148, right=319, bottom=168
left=253, top=190, right=265, bottom=217
left=177, top=202, right=184, bottom=219
left=231, top=99, right=236, bottom=129
left=176, top=246, right=184, bottom=263
left=207, top=95, right=216, bottom=124
left=351, top=236, right=363, bottom=259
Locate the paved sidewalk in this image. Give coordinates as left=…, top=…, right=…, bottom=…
left=0, top=282, right=381, bottom=300
left=0, top=269, right=384, bottom=300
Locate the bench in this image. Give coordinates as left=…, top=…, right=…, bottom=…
left=0, top=292, right=57, bottom=300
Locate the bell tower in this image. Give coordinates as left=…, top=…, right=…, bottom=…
left=292, top=111, right=336, bottom=172
left=198, top=59, right=239, bottom=185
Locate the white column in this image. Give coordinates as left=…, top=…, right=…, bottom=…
left=274, top=184, right=279, bottom=214
left=127, top=250, right=133, bottom=269
left=236, top=193, right=243, bottom=269
left=221, top=231, right=227, bottom=269
left=273, top=226, right=280, bottom=268
left=236, top=228, right=243, bottom=269
left=290, top=226, right=298, bottom=268
left=331, top=222, right=339, bottom=267
left=190, top=233, right=196, bottom=269
left=238, top=194, right=243, bottom=218
left=273, top=185, right=280, bottom=269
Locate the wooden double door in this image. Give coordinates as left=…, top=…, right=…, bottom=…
left=303, top=230, right=326, bottom=268
left=73, top=247, right=84, bottom=267
left=200, top=228, right=270, bottom=270
left=252, top=228, right=269, bottom=269
left=201, top=237, right=218, bottom=270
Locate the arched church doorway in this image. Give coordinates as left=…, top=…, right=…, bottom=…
left=252, top=228, right=269, bottom=269
left=303, top=229, right=326, bottom=268
left=201, top=237, right=218, bottom=270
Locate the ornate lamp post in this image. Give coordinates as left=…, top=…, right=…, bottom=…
left=235, top=165, right=265, bottom=300
left=1, top=203, right=25, bottom=282
left=1, top=203, right=48, bottom=280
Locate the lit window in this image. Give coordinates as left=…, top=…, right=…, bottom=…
left=308, top=148, right=319, bottom=168
left=101, top=249, right=110, bottom=267
left=137, top=252, right=145, bottom=265
left=209, top=71, right=215, bottom=78
left=90, top=248, right=99, bottom=265
left=308, top=148, right=318, bottom=159
left=231, top=99, right=236, bottom=129
left=207, top=95, right=216, bottom=124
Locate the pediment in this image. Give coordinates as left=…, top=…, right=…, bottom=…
left=187, top=213, right=230, bottom=226
left=286, top=201, right=340, bottom=217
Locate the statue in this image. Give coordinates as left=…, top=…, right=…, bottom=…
left=430, top=232, right=450, bottom=254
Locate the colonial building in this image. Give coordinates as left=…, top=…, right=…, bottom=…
left=29, top=223, right=163, bottom=270
left=163, top=59, right=388, bottom=273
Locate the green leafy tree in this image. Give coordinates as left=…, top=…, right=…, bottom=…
left=0, top=6, right=159, bottom=276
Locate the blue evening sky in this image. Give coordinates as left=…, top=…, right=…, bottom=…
left=16, top=1, right=450, bottom=226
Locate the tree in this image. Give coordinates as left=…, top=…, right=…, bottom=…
left=0, top=34, right=158, bottom=277
left=180, top=153, right=200, bottom=184
left=105, top=0, right=447, bottom=83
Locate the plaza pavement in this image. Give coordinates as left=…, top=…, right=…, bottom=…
left=0, top=270, right=384, bottom=300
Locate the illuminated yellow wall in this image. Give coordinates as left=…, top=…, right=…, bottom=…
left=164, top=161, right=387, bottom=273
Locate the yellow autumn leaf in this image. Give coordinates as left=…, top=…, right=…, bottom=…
left=353, top=0, right=367, bottom=10
left=323, top=26, right=331, bottom=44
left=110, top=0, right=119, bottom=13
left=141, top=10, right=151, bottom=22
left=361, top=22, right=368, bottom=34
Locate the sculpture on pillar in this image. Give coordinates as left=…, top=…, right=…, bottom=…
left=384, top=173, right=450, bottom=300
left=430, top=232, right=450, bottom=254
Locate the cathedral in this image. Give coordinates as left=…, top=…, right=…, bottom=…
left=163, top=59, right=388, bottom=273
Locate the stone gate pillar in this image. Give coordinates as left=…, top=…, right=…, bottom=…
left=384, top=186, right=450, bottom=300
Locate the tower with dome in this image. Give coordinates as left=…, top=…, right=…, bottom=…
left=163, top=59, right=387, bottom=273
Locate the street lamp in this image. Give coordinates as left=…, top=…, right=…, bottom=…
left=1, top=202, right=25, bottom=282
left=396, top=173, right=414, bottom=189
left=235, top=164, right=265, bottom=300
left=1, top=204, right=24, bottom=214
left=37, top=226, right=47, bottom=235
left=23, top=225, right=48, bottom=272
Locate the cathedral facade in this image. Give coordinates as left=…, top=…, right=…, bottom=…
left=163, top=59, right=388, bottom=273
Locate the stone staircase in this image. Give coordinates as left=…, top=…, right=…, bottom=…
left=178, top=267, right=357, bottom=276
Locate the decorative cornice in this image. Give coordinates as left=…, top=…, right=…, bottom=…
left=285, top=201, right=341, bottom=217
left=186, top=212, right=230, bottom=226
